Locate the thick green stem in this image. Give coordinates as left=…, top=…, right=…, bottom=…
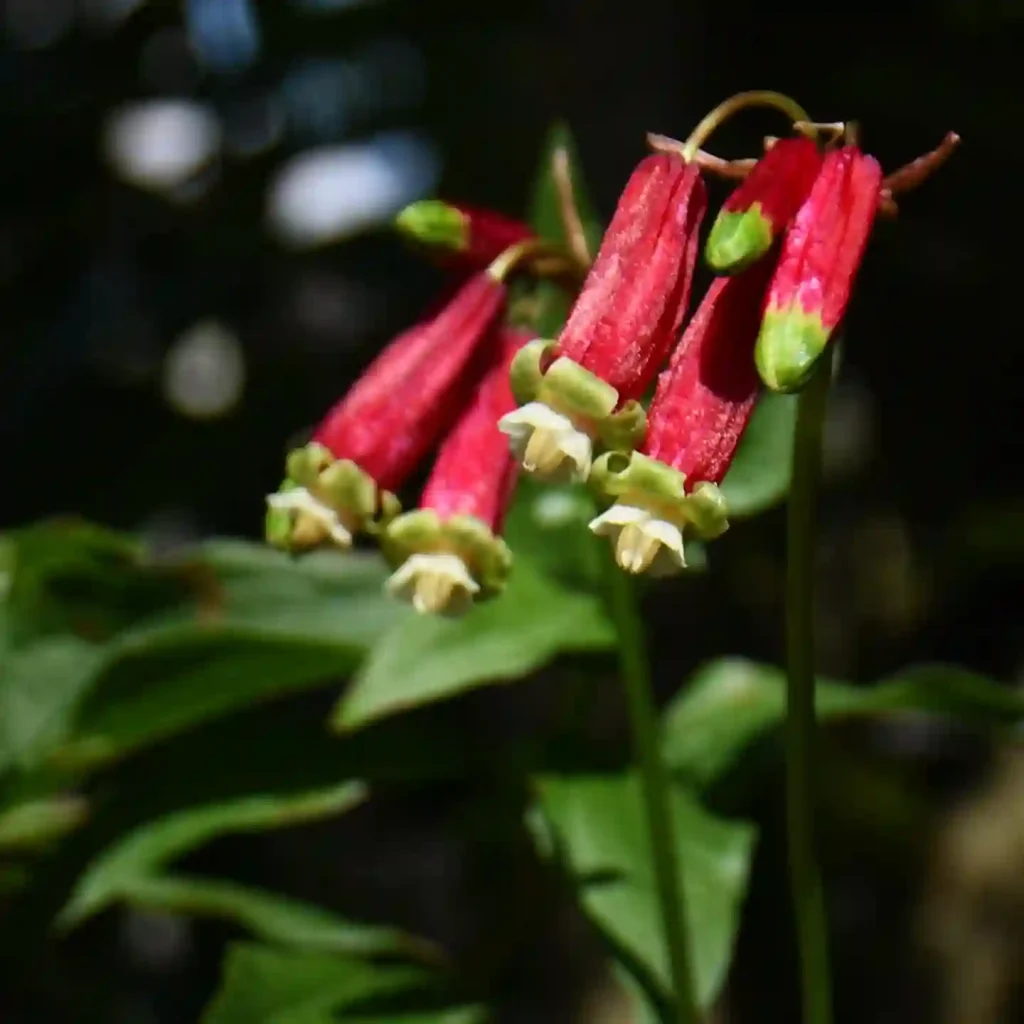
left=604, top=556, right=699, bottom=1024
left=785, top=348, right=835, bottom=1024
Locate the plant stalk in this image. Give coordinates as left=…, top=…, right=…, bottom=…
left=785, top=348, right=835, bottom=1024
left=605, top=558, right=699, bottom=1024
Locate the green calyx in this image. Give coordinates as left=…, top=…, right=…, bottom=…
left=394, top=200, right=468, bottom=252
left=509, top=342, right=647, bottom=453
left=590, top=451, right=730, bottom=539
left=705, top=204, right=773, bottom=274
left=383, top=509, right=512, bottom=599
left=265, top=443, right=400, bottom=554
left=755, top=305, right=831, bottom=393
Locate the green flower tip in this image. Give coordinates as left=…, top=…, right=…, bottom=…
left=705, top=205, right=773, bottom=274
left=755, top=306, right=830, bottom=393
left=382, top=510, right=512, bottom=616
left=264, top=447, right=401, bottom=555
left=587, top=452, right=730, bottom=577
left=394, top=200, right=468, bottom=251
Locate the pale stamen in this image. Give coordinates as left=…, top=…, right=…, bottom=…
left=386, top=552, right=480, bottom=617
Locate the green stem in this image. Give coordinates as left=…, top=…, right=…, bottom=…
left=785, top=348, right=835, bottom=1024
left=604, top=556, right=699, bottom=1024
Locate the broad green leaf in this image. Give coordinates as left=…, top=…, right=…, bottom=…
left=83, top=874, right=429, bottom=959
left=502, top=476, right=603, bottom=588
left=202, top=943, right=428, bottom=1024
left=535, top=772, right=755, bottom=1010
left=719, top=392, right=798, bottom=518
left=663, top=658, right=1024, bottom=789
left=61, top=782, right=366, bottom=926
left=0, top=635, right=105, bottom=774
left=57, top=635, right=361, bottom=769
left=334, top=558, right=614, bottom=732
left=0, top=795, right=88, bottom=851
left=3, top=536, right=403, bottom=772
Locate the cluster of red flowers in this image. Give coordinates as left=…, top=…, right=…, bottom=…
left=266, top=95, right=956, bottom=615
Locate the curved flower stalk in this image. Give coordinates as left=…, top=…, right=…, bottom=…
left=499, top=153, right=707, bottom=484
left=265, top=267, right=508, bottom=554
left=755, top=145, right=883, bottom=392
left=589, top=256, right=777, bottom=575
left=381, top=329, right=528, bottom=616
left=396, top=200, right=535, bottom=269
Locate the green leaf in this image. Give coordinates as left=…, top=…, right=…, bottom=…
left=58, top=635, right=361, bottom=770
left=719, top=392, right=798, bottom=518
left=663, top=658, right=1024, bottom=789
left=0, top=795, right=88, bottom=851
left=334, top=558, right=614, bottom=732
left=535, top=772, right=756, bottom=1010
left=202, top=944, right=428, bottom=1024
left=0, top=635, right=105, bottom=774
left=61, top=782, right=367, bottom=927
left=502, top=476, right=603, bottom=588
left=2, top=536, right=404, bottom=772
left=91, top=874, right=428, bottom=959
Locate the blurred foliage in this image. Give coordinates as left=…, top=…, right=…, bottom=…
left=1, top=2, right=1023, bottom=1024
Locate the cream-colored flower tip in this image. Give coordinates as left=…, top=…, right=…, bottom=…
left=497, top=402, right=593, bottom=483
left=265, top=487, right=353, bottom=548
left=589, top=504, right=686, bottom=577
left=386, top=552, right=481, bottom=617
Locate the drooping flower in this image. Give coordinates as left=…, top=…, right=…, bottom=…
left=265, top=266, right=508, bottom=553
left=704, top=136, right=823, bottom=274
left=382, top=329, right=528, bottom=615
left=396, top=200, right=535, bottom=269
left=755, top=145, right=883, bottom=393
left=499, top=153, right=707, bottom=483
left=588, top=257, right=777, bottom=575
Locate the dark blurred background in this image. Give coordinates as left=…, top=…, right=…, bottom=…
left=1, top=1, right=1023, bottom=1022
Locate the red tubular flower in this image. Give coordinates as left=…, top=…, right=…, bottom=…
left=755, top=144, right=883, bottom=392
left=265, top=267, right=508, bottom=553
left=381, top=329, right=528, bottom=615
left=396, top=200, right=535, bottom=269
left=499, top=153, right=707, bottom=483
left=704, top=136, right=823, bottom=274
left=588, top=258, right=777, bottom=575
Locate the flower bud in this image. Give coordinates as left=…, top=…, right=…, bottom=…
left=396, top=200, right=534, bottom=269
left=589, top=258, right=776, bottom=575
left=382, top=329, right=528, bottom=616
left=755, top=145, right=883, bottom=392
left=500, top=154, right=707, bottom=484
left=266, top=268, right=507, bottom=553
left=705, top=136, right=823, bottom=274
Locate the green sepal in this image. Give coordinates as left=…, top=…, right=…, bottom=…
left=269, top=444, right=401, bottom=552
left=509, top=339, right=556, bottom=406
left=394, top=199, right=468, bottom=252
left=598, top=399, right=647, bottom=453
left=705, top=204, right=773, bottom=275
left=755, top=305, right=830, bottom=393
left=383, top=510, right=513, bottom=598
left=536, top=356, right=619, bottom=424
left=589, top=451, right=730, bottom=540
